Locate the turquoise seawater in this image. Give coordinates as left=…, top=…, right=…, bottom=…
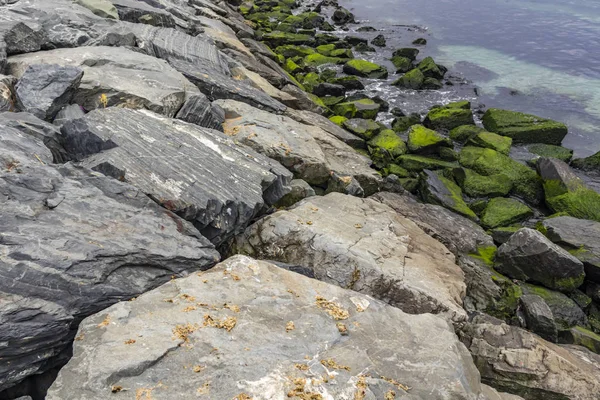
left=340, top=0, right=600, bottom=156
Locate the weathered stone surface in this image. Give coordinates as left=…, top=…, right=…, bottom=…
left=234, top=193, right=467, bottom=323
left=419, top=170, right=478, bottom=221
left=111, top=0, right=177, bottom=27
left=53, top=104, right=85, bottom=127
left=520, top=294, right=558, bottom=342
left=175, top=93, right=225, bottom=131
left=7, top=46, right=199, bottom=118
left=542, top=216, right=600, bottom=284
left=75, top=0, right=119, bottom=19
left=47, top=256, right=486, bottom=400
left=522, top=284, right=588, bottom=331
left=0, top=132, right=219, bottom=392
left=496, top=228, right=585, bottom=293
left=218, top=99, right=381, bottom=195
left=15, top=64, right=83, bottom=121
left=274, top=179, right=315, bottom=208
left=0, top=74, right=16, bottom=112
left=61, top=107, right=292, bottom=244
left=559, top=327, right=600, bottom=353
left=462, top=316, right=600, bottom=399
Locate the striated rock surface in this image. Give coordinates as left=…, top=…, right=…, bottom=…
left=234, top=193, right=467, bottom=323
left=47, top=256, right=486, bottom=400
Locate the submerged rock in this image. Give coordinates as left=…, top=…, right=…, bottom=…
left=234, top=193, right=468, bottom=324
left=392, top=68, right=425, bottom=90
left=482, top=108, right=568, bottom=145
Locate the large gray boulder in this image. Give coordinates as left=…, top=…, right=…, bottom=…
left=7, top=46, right=199, bottom=118
left=60, top=107, right=292, bottom=245
left=520, top=294, right=558, bottom=342
left=175, top=93, right=225, bottom=131
left=47, top=256, right=486, bottom=400
left=461, top=315, right=600, bottom=399
left=542, top=216, right=600, bottom=283
left=15, top=64, right=83, bottom=121
left=233, top=193, right=468, bottom=324
left=217, top=99, right=381, bottom=195
left=0, top=132, right=220, bottom=392
left=496, top=228, right=585, bottom=293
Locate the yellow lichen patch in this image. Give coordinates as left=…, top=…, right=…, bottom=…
left=286, top=321, right=295, bottom=332
left=287, top=289, right=300, bottom=298
left=124, top=339, right=136, bottom=345
left=172, top=323, right=199, bottom=342
left=203, top=315, right=237, bottom=332
left=381, top=376, right=410, bottom=392
left=310, top=207, right=319, bottom=212
left=336, top=323, right=348, bottom=335
left=354, top=376, right=368, bottom=400
left=224, top=303, right=241, bottom=313
left=183, top=305, right=197, bottom=312
left=223, top=270, right=241, bottom=281
left=315, top=296, right=349, bottom=320
left=97, top=315, right=111, bottom=328
left=286, top=378, right=323, bottom=400
left=306, top=221, right=313, bottom=225
left=99, top=93, right=108, bottom=108
left=384, top=390, right=396, bottom=400
left=354, top=224, right=362, bottom=229
left=197, top=382, right=210, bottom=395
left=340, top=176, right=352, bottom=185
left=193, top=365, right=205, bottom=373
left=180, top=294, right=196, bottom=302
left=135, top=387, right=153, bottom=400
left=233, top=394, right=253, bottom=400
left=320, top=358, right=350, bottom=371
left=347, top=268, right=361, bottom=290
left=295, top=363, right=309, bottom=371
left=75, top=334, right=85, bottom=341
left=111, top=385, right=123, bottom=393
left=164, top=298, right=175, bottom=303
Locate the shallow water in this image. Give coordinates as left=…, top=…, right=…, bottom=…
left=339, top=0, right=600, bottom=157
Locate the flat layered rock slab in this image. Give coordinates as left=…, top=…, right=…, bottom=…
left=217, top=99, right=381, bottom=195
left=0, top=133, right=219, bottom=391
left=7, top=46, right=199, bottom=118
left=61, top=108, right=292, bottom=244
left=47, top=256, right=485, bottom=400
left=234, top=193, right=467, bottom=323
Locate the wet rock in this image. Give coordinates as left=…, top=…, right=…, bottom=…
left=417, top=56, right=446, bottom=79
left=332, top=98, right=381, bottom=119
left=392, top=68, right=424, bottom=90
left=419, top=170, right=478, bottom=221
left=343, top=59, right=388, bottom=79
left=371, top=34, right=386, bottom=47
left=482, top=108, right=568, bottom=145
left=0, top=131, right=219, bottom=392
left=461, top=316, right=600, bottom=399
left=407, top=124, right=453, bottom=154
left=467, top=131, right=512, bottom=155
left=332, top=7, right=355, bottom=24
left=343, top=118, right=382, bottom=140
left=454, top=168, right=513, bottom=198
left=218, top=99, right=380, bottom=195
left=312, top=82, right=346, bottom=97
left=391, top=55, right=412, bottom=73
left=520, top=294, right=558, bottom=342
left=47, top=255, right=487, bottom=400
left=412, top=38, right=427, bottom=45
left=496, top=228, right=585, bottom=292
left=450, top=125, right=487, bottom=143
left=528, top=143, right=573, bottom=163
left=392, top=112, right=422, bottom=132
left=234, top=193, right=468, bottom=324
left=328, top=75, right=365, bottom=90
left=175, top=93, right=225, bottom=131
left=392, top=47, right=419, bottom=61
left=398, top=154, right=457, bottom=172
left=572, top=150, right=600, bottom=173
left=542, top=216, right=600, bottom=284
left=15, top=64, right=83, bottom=121
left=61, top=107, right=292, bottom=245
left=424, top=101, right=474, bottom=131
left=367, top=129, right=407, bottom=167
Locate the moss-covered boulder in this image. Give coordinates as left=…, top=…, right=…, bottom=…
left=522, top=284, right=588, bottom=328
left=262, top=31, right=315, bottom=47
left=382, top=163, right=411, bottom=178
left=398, top=154, right=457, bottom=172
left=528, top=144, right=573, bottom=163
left=537, top=158, right=600, bottom=222
left=342, top=118, right=383, bottom=140
left=332, top=7, right=355, bottom=24
left=417, top=56, right=446, bottom=79
left=459, top=146, right=543, bottom=204
left=407, top=124, right=452, bottom=154
left=297, top=72, right=321, bottom=92
left=303, top=53, right=345, bottom=67
left=330, top=48, right=353, bottom=58
left=449, top=125, right=487, bottom=143
left=482, top=108, right=568, bottom=145
left=419, top=170, right=478, bottom=221
left=560, top=326, right=600, bottom=353
left=392, top=48, right=419, bottom=61
left=321, top=96, right=345, bottom=107
left=275, top=45, right=316, bottom=58
left=439, top=147, right=459, bottom=161
left=422, top=78, right=443, bottom=90
left=467, top=131, right=512, bottom=155
left=315, top=33, right=339, bottom=46
left=424, top=102, right=474, bottom=131
left=481, top=198, right=533, bottom=229
left=392, top=68, right=424, bottom=90
left=342, top=59, right=388, bottom=79
left=353, top=42, right=376, bottom=53
left=572, top=151, right=600, bottom=172
left=329, top=115, right=347, bottom=126
left=284, top=58, right=302, bottom=74
left=391, top=113, right=421, bottom=133
left=454, top=168, right=513, bottom=198
left=367, top=129, right=408, bottom=167
left=327, top=76, right=364, bottom=90
left=332, top=98, right=381, bottom=119
left=316, top=44, right=335, bottom=56
left=413, top=38, right=427, bottom=45
left=391, top=56, right=412, bottom=73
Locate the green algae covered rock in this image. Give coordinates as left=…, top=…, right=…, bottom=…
left=398, top=154, right=457, bottom=172
left=303, top=53, right=345, bottom=67
left=529, top=144, right=573, bottom=163
left=392, top=48, right=419, bottom=61
left=392, top=68, right=424, bottom=90
left=467, top=131, right=512, bottom=155
left=276, top=45, right=316, bottom=58
left=332, top=98, right=380, bottom=119
left=481, top=198, right=533, bottom=229
left=439, top=147, right=459, bottom=161
left=383, top=163, right=411, bottom=178
left=572, top=151, right=600, bottom=172
left=407, top=124, right=452, bottom=154
left=424, top=102, right=474, bottom=131
left=449, top=125, right=487, bottom=143
left=422, top=78, right=443, bottom=90
left=560, top=326, right=600, bottom=353
left=482, top=108, right=568, bottom=145
left=419, top=170, right=478, bottom=221
left=327, top=76, right=364, bottom=91
left=262, top=31, right=315, bottom=47
left=342, top=59, right=388, bottom=79
left=316, top=44, right=335, bottom=56
left=368, top=129, right=408, bottom=167
left=329, top=115, right=347, bottom=126
left=343, top=118, right=383, bottom=140
left=459, top=146, right=543, bottom=204
left=417, top=56, right=446, bottom=79
left=391, top=56, right=412, bottom=73
left=392, top=113, right=421, bottom=133
left=298, top=72, right=321, bottom=92
left=330, top=48, right=354, bottom=58
left=522, top=284, right=588, bottom=328
left=321, top=96, right=345, bottom=107
left=455, top=168, right=513, bottom=198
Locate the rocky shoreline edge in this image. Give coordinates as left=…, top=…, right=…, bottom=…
left=1, top=0, right=600, bottom=399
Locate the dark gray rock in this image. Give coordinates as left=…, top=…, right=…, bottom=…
left=52, top=104, right=85, bottom=127
left=522, top=284, right=588, bottom=331
left=274, top=179, right=315, bottom=208
left=520, top=294, right=558, bottom=342
left=371, top=34, right=386, bottom=47
left=543, top=216, right=600, bottom=284
left=588, top=282, right=600, bottom=303
left=332, top=7, right=355, bottom=24
left=537, top=157, right=583, bottom=194
left=496, top=228, right=585, bottom=293
left=0, top=131, right=219, bottom=392
left=111, top=0, right=177, bottom=27
left=15, top=64, right=83, bottom=121
left=312, top=82, right=346, bottom=97
left=61, top=107, right=292, bottom=244
left=419, top=169, right=478, bottom=222
left=281, top=83, right=324, bottom=114
left=175, top=93, right=225, bottom=131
